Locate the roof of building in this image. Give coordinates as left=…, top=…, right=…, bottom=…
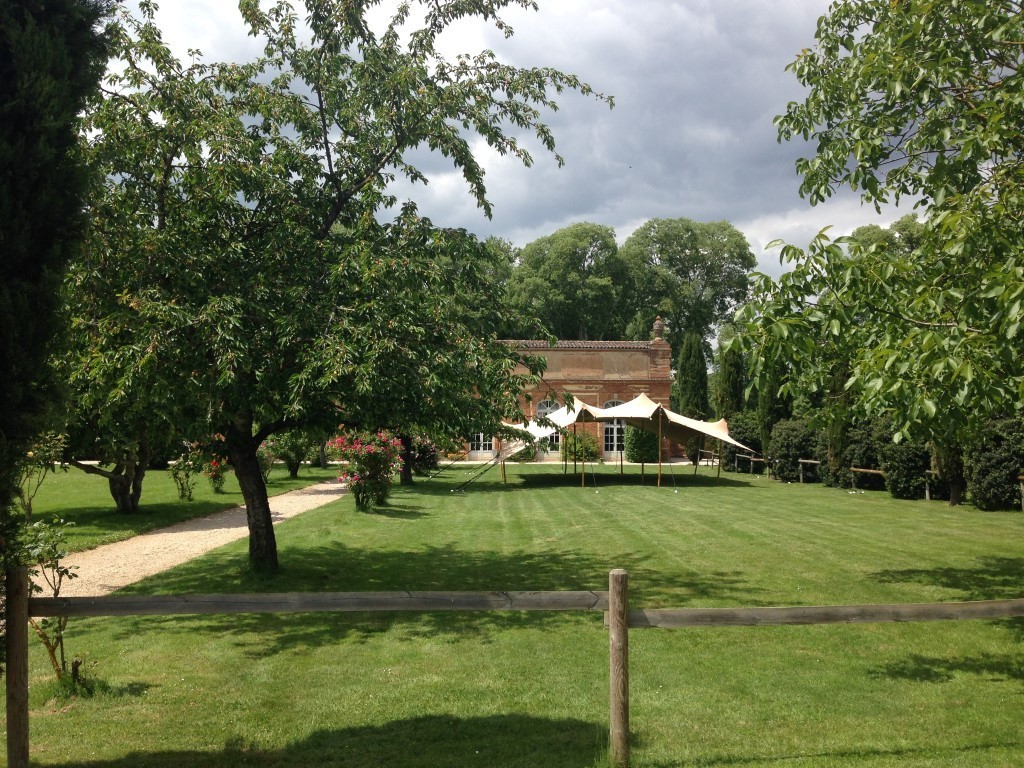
left=507, top=339, right=654, bottom=350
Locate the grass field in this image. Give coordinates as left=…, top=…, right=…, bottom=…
left=11, top=463, right=1024, bottom=767
left=27, top=464, right=339, bottom=552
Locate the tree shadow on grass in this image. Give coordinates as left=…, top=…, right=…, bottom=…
left=106, top=543, right=760, bottom=657
left=55, top=713, right=606, bottom=768
left=414, top=467, right=758, bottom=496
left=870, top=556, right=1024, bottom=601
left=870, top=651, right=1024, bottom=684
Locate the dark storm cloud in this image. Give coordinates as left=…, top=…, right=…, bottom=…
left=152, top=1, right=908, bottom=275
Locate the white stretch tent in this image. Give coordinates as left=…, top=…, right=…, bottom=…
left=506, top=393, right=751, bottom=452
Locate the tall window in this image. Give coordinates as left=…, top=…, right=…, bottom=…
left=536, top=400, right=561, bottom=449
left=603, top=400, right=624, bottom=454
left=470, top=433, right=493, bottom=453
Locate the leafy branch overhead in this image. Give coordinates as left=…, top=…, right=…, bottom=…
left=742, top=0, right=1024, bottom=504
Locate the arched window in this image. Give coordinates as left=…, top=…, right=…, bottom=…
left=603, top=400, right=624, bottom=455
left=536, top=399, right=561, bottom=449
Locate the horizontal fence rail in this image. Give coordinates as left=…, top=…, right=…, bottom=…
left=622, top=598, right=1024, bottom=629
left=30, top=590, right=610, bottom=618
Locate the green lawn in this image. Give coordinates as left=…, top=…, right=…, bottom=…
left=28, top=464, right=339, bottom=552
left=13, top=463, right=1024, bottom=767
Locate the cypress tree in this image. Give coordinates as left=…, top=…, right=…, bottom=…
left=672, top=333, right=710, bottom=418
left=0, top=0, right=109, bottom=670
left=672, top=333, right=710, bottom=465
left=714, top=343, right=746, bottom=419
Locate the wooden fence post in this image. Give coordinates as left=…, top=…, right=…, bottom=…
left=6, top=567, right=30, bottom=768
left=609, top=569, right=629, bottom=767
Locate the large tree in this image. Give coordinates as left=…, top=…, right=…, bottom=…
left=1, top=0, right=109, bottom=672
left=75, top=0, right=607, bottom=570
left=504, top=222, right=629, bottom=340
left=740, top=0, right=1024, bottom=504
left=620, top=217, right=756, bottom=350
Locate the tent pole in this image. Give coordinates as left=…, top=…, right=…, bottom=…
left=657, top=413, right=663, bottom=488
left=573, top=423, right=578, bottom=476
left=694, top=435, right=702, bottom=476
left=581, top=415, right=587, bottom=489
left=717, top=439, right=723, bottom=479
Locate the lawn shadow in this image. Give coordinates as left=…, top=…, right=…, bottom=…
left=645, top=740, right=1023, bottom=766
left=414, top=466, right=758, bottom=496
left=55, top=713, right=606, bottom=768
left=870, top=651, right=1024, bottom=684
left=108, top=543, right=760, bottom=657
left=870, top=556, right=1024, bottom=602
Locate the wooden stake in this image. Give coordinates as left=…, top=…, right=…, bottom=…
left=6, top=567, right=30, bottom=768
left=609, top=569, right=630, bottom=767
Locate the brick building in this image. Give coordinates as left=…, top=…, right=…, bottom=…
left=467, top=319, right=673, bottom=460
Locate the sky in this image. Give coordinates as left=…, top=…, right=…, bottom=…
left=145, top=0, right=909, bottom=278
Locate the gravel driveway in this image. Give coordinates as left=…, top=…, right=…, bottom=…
left=58, top=481, right=348, bottom=596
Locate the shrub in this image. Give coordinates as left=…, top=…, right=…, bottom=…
left=720, top=410, right=761, bottom=472
left=965, top=416, right=1024, bottom=511
left=168, top=448, right=204, bottom=501
left=206, top=456, right=228, bottom=493
left=408, top=437, right=440, bottom=475
left=624, top=425, right=659, bottom=464
left=508, top=443, right=537, bottom=462
left=841, top=419, right=889, bottom=490
left=331, top=431, right=404, bottom=510
left=880, top=438, right=931, bottom=500
left=768, top=419, right=820, bottom=483
left=561, top=432, right=601, bottom=463
left=262, top=429, right=318, bottom=479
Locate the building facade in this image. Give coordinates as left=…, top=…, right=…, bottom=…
left=467, top=319, right=673, bottom=461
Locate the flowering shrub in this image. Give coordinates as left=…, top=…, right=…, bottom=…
left=331, top=430, right=403, bottom=510
left=206, top=456, right=228, bottom=493
left=169, top=447, right=205, bottom=501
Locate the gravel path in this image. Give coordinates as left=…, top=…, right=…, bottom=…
left=59, top=481, right=348, bottom=597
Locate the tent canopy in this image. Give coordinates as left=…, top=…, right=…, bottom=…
left=504, top=393, right=752, bottom=453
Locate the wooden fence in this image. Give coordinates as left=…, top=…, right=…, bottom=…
left=7, top=567, right=1024, bottom=768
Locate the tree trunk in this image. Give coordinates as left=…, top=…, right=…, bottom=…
left=400, top=434, right=414, bottom=486
left=108, top=472, right=141, bottom=514
left=318, top=441, right=328, bottom=469
left=227, top=423, right=278, bottom=572
left=933, top=438, right=966, bottom=507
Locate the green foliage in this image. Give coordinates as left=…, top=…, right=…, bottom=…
left=505, top=222, right=628, bottom=340
left=206, top=457, right=228, bottom=494
left=964, top=416, right=1024, bottom=511
left=560, top=432, right=601, bottom=463
left=720, top=410, right=761, bottom=471
left=624, top=425, right=659, bottom=464
left=768, top=419, right=820, bottom=483
left=841, top=420, right=889, bottom=491
left=620, top=218, right=756, bottom=347
left=262, top=429, right=319, bottom=479
left=25, top=517, right=78, bottom=681
left=714, top=340, right=746, bottom=419
left=0, top=0, right=108, bottom=680
left=745, top=1, right=1024, bottom=505
left=408, top=438, right=441, bottom=476
left=167, top=449, right=204, bottom=502
left=754, top=359, right=792, bottom=456
left=673, top=332, right=711, bottom=465
left=75, top=1, right=606, bottom=570
left=508, top=443, right=537, bottom=463
left=332, top=431, right=404, bottom=511
left=879, top=438, right=931, bottom=501
left=15, top=431, right=68, bottom=520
